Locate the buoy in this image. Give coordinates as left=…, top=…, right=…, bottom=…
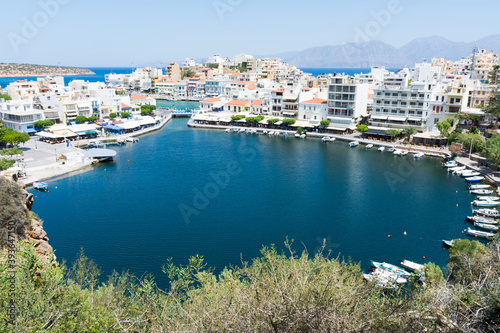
left=35, top=196, right=37, bottom=198
left=55, top=187, right=57, bottom=189
left=404, top=231, right=407, bottom=235
left=423, top=256, right=426, bottom=259
left=128, top=160, right=130, bottom=162
left=456, top=204, right=459, bottom=207
left=388, top=235, right=392, bottom=238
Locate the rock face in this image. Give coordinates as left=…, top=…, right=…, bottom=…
left=0, top=176, right=53, bottom=261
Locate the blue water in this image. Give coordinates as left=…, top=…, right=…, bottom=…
left=28, top=118, right=479, bottom=288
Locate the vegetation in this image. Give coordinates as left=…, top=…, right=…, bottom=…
left=320, top=120, right=330, bottom=126
left=141, top=105, right=156, bottom=116
left=0, top=147, right=22, bottom=156
left=484, top=134, right=500, bottom=165
left=120, top=112, right=131, bottom=118
left=207, top=64, right=219, bottom=69
left=74, top=116, right=87, bottom=124
left=267, top=118, right=280, bottom=125
left=246, top=116, right=265, bottom=123
left=357, top=124, right=368, bottom=133
left=385, top=129, right=402, bottom=138
left=33, top=120, right=54, bottom=129
left=0, top=93, right=12, bottom=100
left=436, top=120, right=452, bottom=137
left=87, top=116, right=98, bottom=123
left=457, top=133, right=485, bottom=154
left=231, top=115, right=246, bottom=121
left=229, top=62, right=248, bottom=72
left=282, top=118, right=296, bottom=125
left=484, top=90, right=500, bottom=129
left=296, top=127, right=303, bottom=134
left=109, top=113, right=117, bottom=120
left=0, top=158, right=15, bottom=170
left=1, top=131, right=30, bottom=146
left=403, top=126, right=417, bottom=141
left=181, top=70, right=196, bottom=79
left=470, top=126, right=479, bottom=134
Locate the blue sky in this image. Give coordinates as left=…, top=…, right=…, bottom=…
left=1, top=0, right=499, bottom=67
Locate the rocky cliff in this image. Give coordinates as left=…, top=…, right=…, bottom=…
left=0, top=176, right=53, bottom=261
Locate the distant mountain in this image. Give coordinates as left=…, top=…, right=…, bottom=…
left=0, top=63, right=95, bottom=78
left=282, top=35, right=500, bottom=68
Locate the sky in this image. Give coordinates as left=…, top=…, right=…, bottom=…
left=1, top=0, right=499, bottom=67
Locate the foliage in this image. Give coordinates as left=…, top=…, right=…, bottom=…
left=296, top=127, right=303, bottom=134
left=385, top=129, right=402, bottom=137
left=267, top=118, right=280, bottom=125
left=206, top=63, right=219, bottom=69
left=0, top=158, right=15, bottom=170
left=0, top=147, right=22, bottom=156
left=141, top=104, right=156, bottom=116
left=436, top=121, right=451, bottom=137
left=33, top=120, right=54, bottom=129
left=231, top=115, right=246, bottom=121
left=120, top=112, right=131, bottom=118
left=469, top=126, right=479, bottom=134
left=75, top=115, right=87, bottom=124
left=229, top=62, right=248, bottom=73
left=181, top=70, right=196, bottom=79
left=109, top=113, right=117, bottom=120
left=320, top=120, right=330, bottom=126
left=282, top=118, right=296, bottom=125
left=403, top=126, right=417, bottom=140
left=484, top=134, right=500, bottom=165
left=2, top=131, right=30, bottom=145
left=246, top=116, right=265, bottom=123
left=0, top=93, right=12, bottom=100
left=87, top=116, right=98, bottom=123
left=423, top=262, right=444, bottom=285
left=357, top=124, right=368, bottom=132
left=484, top=91, right=500, bottom=129
left=457, top=133, right=485, bottom=154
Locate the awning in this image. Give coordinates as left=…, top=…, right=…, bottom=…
left=24, top=128, right=36, bottom=134
left=35, top=131, right=63, bottom=139
left=86, top=130, right=98, bottom=134
left=283, top=112, right=297, bottom=116
left=388, top=116, right=407, bottom=122
left=370, top=115, right=388, bottom=120
left=103, top=124, right=125, bottom=131
left=52, top=129, right=77, bottom=137
left=327, top=116, right=354, bottom=123
left=408, top=117, right=422, bottom=122
left=364, top=127, right=393, bottom=136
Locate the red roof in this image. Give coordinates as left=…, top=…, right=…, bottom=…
left=131, top=95, right=147, bottom=100
left=251, top=99, right=263, bottom=106
left=302, top=98, right=327, bottom=105
left=226, top=99, right=250, bottom=106
left=201, top=97, right=220, bottom=103
left=121, top=103, right=131, bottom=109
left=247, top=84, right=257, bottom=90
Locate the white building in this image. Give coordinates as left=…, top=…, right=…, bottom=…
left=327, top=76, right=369, bottom=130
left=0, top=99, right=42, bottom=133
left=298, top=98, right=328, bottom=121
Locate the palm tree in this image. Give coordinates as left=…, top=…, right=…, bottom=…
left=403, top=127, right=417, bottom=142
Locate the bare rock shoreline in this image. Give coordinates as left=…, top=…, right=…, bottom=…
left=0, top=63, right=95, bottom=78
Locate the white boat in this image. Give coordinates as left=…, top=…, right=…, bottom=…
left=474, top=222, right=499, bottom=232
left=33, top=182, right=48, bottom=191
left=366, top=144, right=374, bottom=149
left=225, top=128, right=231, bottom=133
left=400, top=150, right=408, bottom=156
left=472, top=208, right=500, bottom=218
left=232, top=128, right=239, bottom=133
left=448, top=166, right=466, bottom=172
left=294, top=133, right=300, bottom=138
left=400, top=260, right=425, bottom=272
left=461, top=172, right=481, bottom=178
left=363, top=272, right=391, bottom=288
left=470, top=189, right=494, bottom=195
left=413, top=152, right=425, bottom=159
left=467, top=228, right=496, bottom=239
left=378, top=147, right=385, bottom=152
left=453, top=169, right=470, bottom=175
left=466, top=215, right=498, bottom=224
left=472, top=199, right=500, bottom=207
left=442, top=240, right=455, bottom=247
left=269, top=131, right=275, bottom=136
left=274, top=131, right=280, bottom=136
left=370, top=261, right=411, bottom=277
left=349, top=141, right=359, bottom=147
left=444, top=161, right=458, bottom=168
left=470, top=184, right=491, bottom=190
left=387, top=147, right=395, bottom=152
left=300, top=134, right=306, bottom=139
left=466, top=176, right=485, bottom=182
left=322, top=136, right=335, bottom=142
left=393, top=149, right=403, bottom=156
left=373, top=268, right=408, bottom=284
left=477, top=196, right=500, bottom=201
left=328, top=137, right=335, bottom=142
left=238, top=129, right=245, bottom=133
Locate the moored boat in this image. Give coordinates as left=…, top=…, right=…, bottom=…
left=477, top=196, right=500, bottom=201
left=474, top=222, right=499, bottom=232
left=469, top=184, right=491, bottom=190
left=466, top=176, right=485, bottom=182
left=470, top=189, right=494, bottom=195
left=448, top=166, right=466, bottom=172
left=444, top=161, right=458, bottom=168
left=349, top=141, right=359, bottom=147
left=366, top=144, right=374, bottom=149
left=442, top=240, right=455, bottom=247
left=472, top=208, right=500, bottom=218
left=370, top=261, right=411, bottom=277
left=413, top=152, right=425, bottom=159
left=461, top=172, right=481, bottom=178
left=300, top=134, right=306, bottom=139
left=400, top=260, right=425, bottom=272
left=378, top=146, right=385, bottom=152
left=467, top=228, right=496, bottom=239
left=33, top=182, right=48, bottom=191
left=466, top=215, right=498, bottom=224
left=472, top=200, right=500, bottom=207
left=387, top=147, right=395, bottom=152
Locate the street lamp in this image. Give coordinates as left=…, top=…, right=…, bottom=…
left=55, top=149, right=57, bottom=162
left=469, top=136, right=474, bottom=160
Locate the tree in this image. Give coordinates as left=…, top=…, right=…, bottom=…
left=357, top=124, right=368, bottom=133
left=447, top=239, right=488, bottom=284
left=141, top=105, right=156, bottom=116
left=320, top=120, right=330, bottom=126
left=484, top=134, right=500, bottom=165
left=109, top=113, right=117, bottom=120
left=75, top=116, right=87, bottom=124
left=231, top=115, right=246, bottom=121
left=87, top=116, right=98, bottom=123
left=436, top=121, right=451, bottom=137
left=403, top=126, right=417, bottom=141
left=282, top=118, right=296, bottom=125
left=267, top=118, right=279, bottom=125
left=0, top=158, right=15, bottom=171
left=469, top=126, right=479, bottom=134
left=458, top=133, right=485, bottom=154
left=181, top=70, right=196, bottom=79
left=34, top=120, right=54, bottom=129
left=120, top=112, right=130, bottom=118
left=0, top=147, right=22, bottom=156
left=484, top=91, right=500, bottom=129
left=0, top=93, right=12, bottom=101
left=385, top=129, right=402, bottom=138
left=207, top=64, right=219, bottom=69
left=3, top=132, right=30, bottom=146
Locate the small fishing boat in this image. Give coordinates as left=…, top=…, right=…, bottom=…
left=366, top=144, right=374, bottom=149
left=461, top=172, right=481, bottom=178
left=262, top=130, right=268, bottom=135
left=442, top=240, right=455, bottom=247
left=472, top=208, right=500, bottom=218
left=465, top=215, right=497, bottom=224
left=472, top=200, right=500, bottom=207
left=378, top=146, right=385, bottom=152
left=454, top=169, right=470, bottom=175
left=387, top=147, right=396, bottom=152
left=400, top=150, right=408, bottom=156
left=413, top=152, right=425, bottom=159
left=225, top=128, right=231, bottom=133
left=349, top=141, right=359, bottom=147
left=300, top=134, right=306, bottom=139
left=232, top=128, right=239, bottom=133
left=322, top=136, right=335, bottom=142
left=477, top=196, right=500, bottom=201
left=269, top=131, right=275, bottom=136
left=393, top=149, right=403, bottom=156
left=444, top=161, right=458, bottom=168
left=274, top=131, right=280, bottom=136
left=470, top=189, right=494, bottom=195
left=238, top=129, right=245, bottom=133
left=469, top=184, right=491, bottom=190
left=363, top=272, right=392, bottom=288
left=400, top=260, right=425, bottom=272
left=466, top=176, right=485, bottom=182
left=373, top=268, right=408, bottom=284
left=33, top=182, right=48, bottom=191
left=474, top=222, right=499, bottom=232
left=448, top=166, right=466, bottom=172
left=467, top=228, right=496, bottom=239
left=370, top=261, right=411, bottom=277
left=294, top=133, right=300, bottom=138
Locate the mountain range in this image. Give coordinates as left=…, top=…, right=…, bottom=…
left=265, top=35, right=500, bottom=68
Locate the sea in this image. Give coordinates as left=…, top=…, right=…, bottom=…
left=28, top=112, right=479, bottom=289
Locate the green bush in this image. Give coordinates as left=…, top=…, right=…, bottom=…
left=75, top=116, right=87, bottom=124
left=109, top=113, right=117, bottom=120
left=282, top=118, right=296, bottom=125
left=34, top=120, right=54, bottom=129
left=267, top=118, right=279, bottom=125
left=231, top=115, right=246, bottom=121
left=120, top=112, right=131, bottom=118
left=320, top=120, right=330, bottom=126
left=87, top=116, right=98, bottom=123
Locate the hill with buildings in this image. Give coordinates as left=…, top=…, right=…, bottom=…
left=281, top=35, right=500, bottom=68
left=0, top=63, right=94, bottom=78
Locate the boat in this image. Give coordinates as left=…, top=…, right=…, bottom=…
left=238, top=129, right=245, bottom=133
left=125, top=137, right=139, bottom=143
left=373, top=268, right=408, bottom=284
left=413, top=152, right=425, bottom=159
left=370, top=261, right=411, bottom=277
left=269, top=131, right=275, bottom=136
left=461, top=172, right=481, bottom=178
left=232, top=128, right=239, bottom=133
left=366, top=144, right=374, bottom=149
left=225, top=128, right=231, bottom=133
left=444, top=161, right=458, bottom=168
left=442, top=240, right=455, bottom=247
left=448, top=166, right=466, bottom=172
left=363, top=272, right=392, bottom=288
left=294, top=133, right=300, bottom=138
left=477, top=196, right=500, bottom=201
left=471, top=200, right=500, bottom=207
left=393, top=149, right=403, bottom=156
left=89, top=140, right=104, bottom=148
left=251, top=129, right=257, bottom=135
left=453, top=169, right=470, bottom=175
left=470, top=189, right=494, bottom=195
left=474, top=222, right=499, bottom=232
left=33, top=182, right=48, bottom=191
left=400, top=260, right=425, bottom=272
left=465, top=215, right=498, bottom=224
left=470, top=184, right=491, bottom=190
left=349, top=141, right=359, bottom=147
left=363, top=268, right=407, bottom=287
left=262, top=130, right=268, bottom=135
left=467, top=228, right=496, bottom=239
left=378, top=146, right=385, bottom=152
left=466, top=176, right=485, bottom=182
left=274, top=131, right=280, bottom=136
left=472, top=208, right=500, bottom=218
left=300, top=134, right=306, bottom=139
left=387, top=147, right=396, bottom=152
left=400, top=150, right=408, bottom=156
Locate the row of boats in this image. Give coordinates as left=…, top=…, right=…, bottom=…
left=363, top=260, right=426, bottom=288
left=444, top=161, right=485, bottom=183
